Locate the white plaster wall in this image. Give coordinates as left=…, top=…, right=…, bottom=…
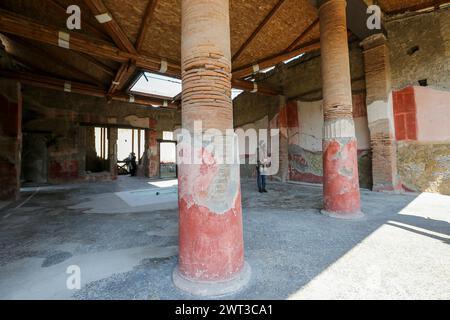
left=415, top=86, right=450, bottom=142
left=297, top=101, right=371, bottom=151
left=354, top=117, right=371, bottom=150
left=298, top=101, right=323, bottom=152
left=366, top=92, right=396, bottom=135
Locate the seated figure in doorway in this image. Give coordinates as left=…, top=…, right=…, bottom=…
left=124, top=152, right=137, bottom=177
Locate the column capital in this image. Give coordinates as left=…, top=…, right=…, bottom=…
left=360, top=33, right=388, bottom=51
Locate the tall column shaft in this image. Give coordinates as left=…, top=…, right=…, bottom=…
left=361, top=34, right=400, bottom=192
left=175, top=0, right=249, bottom=296
left=108, top=127, right=118, bottom=179
left=144, top=129, right=159, bottom=178
left=319, top=0, right=362, bottom=217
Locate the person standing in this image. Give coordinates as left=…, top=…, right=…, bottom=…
left=256, top=147, right=271, bottom=193
left=256, top=160, right=266, bottom=193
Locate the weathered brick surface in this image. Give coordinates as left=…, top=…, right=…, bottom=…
left=362, top=35, right=392, bottom=104
left=361, top=34, right=400, bottom=191
left=181, top=0, right=233, bottom=132
left=352, top=93, right=367, bottom=118
left=387, top=9, right=450, bottom=90
left=320, top=0, right=353, bottom=121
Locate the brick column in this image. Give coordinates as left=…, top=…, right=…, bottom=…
left=0, top=82, right=22, bottom=201
left=108, top=127, right=118, bottom=179
left=319, top=0, right=362, bottom=218
left=174, top=0, right=250, bottom=296
left=361, top=34, right=400, bottom=192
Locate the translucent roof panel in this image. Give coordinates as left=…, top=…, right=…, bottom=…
left=131, top=72, right=182, bottom=98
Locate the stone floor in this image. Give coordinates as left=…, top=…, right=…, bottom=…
left=0, top=176, right=449, bottom=300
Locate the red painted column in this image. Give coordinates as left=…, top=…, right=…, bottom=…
left=319, top=0, right=362, bottom=218
left=144, top=129, right=159, bottom=178
left=174, top=0, right=250, bottom=296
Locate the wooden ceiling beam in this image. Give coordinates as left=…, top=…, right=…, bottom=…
left=232, top=0, right=286, bottom=62
left=77, top=53, right=116, bottom=77
left=0, top=10, right=281, bottom=97
left=46, top=0, right=109, bottom=40
left=232, top=39, right=321, bottom=80
left=386, top=0, right=449, bottom=15
left=113, top=0, right=158, bottom=95
left=11, top=37, right=104, bottom=87
left=108, top=62, right=136, bottom=95
left=0, top=9, right=181, bottom=76
left=6, top=51, right=46, bottom=73
left=136, top=0, right=158, bottom=52
left=285, top=18, right=319, bottom=52
left=83, top=0, right=136, bottom=53
left=231, top=79, right=280, bottom=96
left=83, top=0, right=140, bottom=95
left=0, top=69, right=178, bottom=109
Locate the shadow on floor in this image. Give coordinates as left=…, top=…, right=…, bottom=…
left=0, top=177, right=449, bottom=299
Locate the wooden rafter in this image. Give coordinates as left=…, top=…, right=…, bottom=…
left=113, top=0, right=159, bottom=95
left=0, top=9, right=181, bottom=76
left=285, top=18, right=319, bottom=52
left=0, top=69, right=178, bottom=109
left=231, top=1, right=319, bottom=79
left=231, top=79, right=280, bottom=96
left=108, top=61, right=136, bottom=95
left=6, top=51, right=46, bottom=73
left=232, top=39, right=321, bottom=80
left=77, top=53, right=115, bottom=77
left=11, top=37, right=104, bottom=87
left=83, top=0, right=136, bottom=53
left=136, top=0, right=158, bottom=52
left=83, top=0, right=139, bottom=95
left=110, top=0, right=158, bottom=94
left=0, top=9, right=281, bottom=97
left=386, top=0, right=449, bottom=14
left=232, top=0, right=286, bottom=62
left=46, top=0, right=109, bottom=40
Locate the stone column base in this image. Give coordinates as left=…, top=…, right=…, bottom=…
left=173, top=262, right=251, bottom=297
left=321, top=209, right=365, bottom=220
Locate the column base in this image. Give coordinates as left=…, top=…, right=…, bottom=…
left=173, top=262, right=251, bottom=297
left=321, top=209, right=365, bottom=220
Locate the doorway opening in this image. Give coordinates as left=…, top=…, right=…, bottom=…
left=159, top=131, right=177, bottom=179
left=85, top=127, right=109, bottom=173
left=117, top=128, right=145, bottom=175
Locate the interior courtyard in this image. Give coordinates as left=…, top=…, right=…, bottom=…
left=0, top=0, right=449, bottom=300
